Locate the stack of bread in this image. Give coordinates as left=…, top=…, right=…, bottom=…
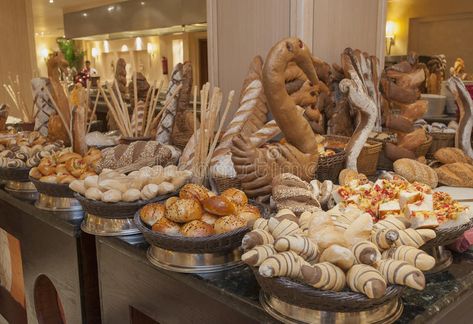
left=29, top=148, right=101, bottom=184
left=69, top=165, right=191, bottom=203
left=139, top=185, right=261, bottom=237
left=334, top=168, right=471, bottom=230
left=242, top=205, right=435, bottom=298
left=0, top=131, right=64, bottom=168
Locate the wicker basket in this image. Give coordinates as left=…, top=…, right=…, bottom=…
left=134, top=200, right=270, bottom=254
left=172, top=132, right=193, bottom=151
left=316, top=149, right=346, bottom=182
left=0, top=167, right=31, bottom=182
left=422, top=219, right=473, bottom=250
left=415, top=135, right=433, bottom=157
left=325, top=135, right=382, bottom=176
left=253, top=270, right=404, bottom=312
left=29, top=177, right=74, bottom=198
left=212, top=175, right=242, bottom=194
left=74, top=192, right=175, bottom=219
left=427, top=132, right=455, bottom=159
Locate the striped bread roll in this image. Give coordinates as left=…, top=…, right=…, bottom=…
left=319, top=244, right=355, bottom=271
left=352, top=241, right=381, bottom=266
left=241, top=229, right=274, bottom=250
left=347, top=264, right=387, bottom=299
left=376, top=259, right=425, bottom=290
left=274, top=209, right=299, bottom=224
left=249, top=120, right=281, bottom=148
left=395, top=228, right=436, bottom=248
left=259, top=251, right=305, bottom=279
left=333, top=221, right=349, bottom=231
left=301, top=262, right=346, bottom=291
left=268, top=218, right=302, bottom=239
left=242, top=244, right=277, bottom=266
left=373, top=216, right=410, bottom=231
left=253, top=218, right=269, bottom=231
left=298, top=211, right=314, bottom=234
left=274, top=234, right=318, bottom=263
left=382, top=246, right=435, bottom=271
left=371, top=229, right=399, bottom=250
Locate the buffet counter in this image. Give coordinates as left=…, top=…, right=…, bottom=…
left=1, top=190, right=473, bottom=323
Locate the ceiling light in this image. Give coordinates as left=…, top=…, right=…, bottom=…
left=49, top=0, right=54, bottom=3
left=140, top=1, right=145, bottom=5
left=82, top=12, right=88, bottom=17
left=108, top=6, right=115, bottom=12
left=121, top=45, right=129, bottom=52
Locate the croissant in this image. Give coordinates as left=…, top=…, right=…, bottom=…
left=274, top=234, right=318, bottom=263
left=301, top=262, right=346, bottom=291
left=242, top=244, right=277, bottom=266
left=253, top=218, right=269, bottom=231
left=347, top=264, right=387, bottom=299
left=241, top=229, right=274, bottom=250
left=352, top=241, right=381, bottom=266
left=371, top=229, right=399, bottom=250
left=373, top=216, right=410, bottom=231
left=319, top=244, right=355, bottom=271
left=395, top=228, right=436, bottom=248
left=382, top=246, right=435, bottom=271
left=259, top=251, right=305, bottom=279
left=376, top=259, right=425, bottom=290
left=268, top=218, right=302, bottom=239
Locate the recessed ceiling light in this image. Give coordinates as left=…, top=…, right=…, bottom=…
left=49, top=0, right=54, bottom=3
left=140, top=1, right=145, bottom=5
left=82, top=12, right=88, bottom=17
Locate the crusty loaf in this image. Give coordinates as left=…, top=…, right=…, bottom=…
left=435, top=162, right=473, bottom=187
left=434, top=147, right=473, bottom=165
left=393, top=158, right=438, bottom=188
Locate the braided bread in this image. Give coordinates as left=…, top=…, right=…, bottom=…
left=259, top=251, right=305, bottom=279
left=347, top=264, right=387, bottom=299
left=382, top=246, right=435, bottom=271
left=242, top=244, right=277, bottom=266
left=352, top=241, right=381, bottom=266
left=376, top=259, right=425, bottom=290
left=301, top=262, right=346, bottom=291
left=274, top=234, right=318, bottom=263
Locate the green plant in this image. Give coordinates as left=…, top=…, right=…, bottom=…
left=57, top=38, right=85, bottom=71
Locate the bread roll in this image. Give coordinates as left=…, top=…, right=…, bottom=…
left=152, top=217, right=181, bottom=236
left=242, top=244, right=277, bottom=266
left=259, top=251, right=305, bottom=279
left=69, top=179, right=86, bottom=195
left=253, top=218, right=269, bottom=231
left=165, top=198, right=203, bottom=223
left=344, top=212, right=373, bottom=246
left=347, top=264, right=386, bottom=299
left=180, top=220, right=215, bottom=237
left=396, top=228, right=436, bottom=248
left=309, top=226, right=347, bottom=250
left=214, top=215, right=246, bottom=234
left=434, top=147, right=473, bottom=165
left=268, top=218, right=302, bottom=239
left=84, top=175, right=99, bottom=189
left=123, top=189, right=141, bottom=202
left=140, top=203, right=166, bottom=226
left=274, top=234, right=318, bottom=263
left=376, top=259, right=425, bottom=290
left=237, top=204, right=261, bottom=223
left=40, top=175, right=57, bottom=184
left=382, top=246, right=435, bottom=271
left=298, top=211, right=314, bottom=234
left=435, top=162, right=473, bottom=187
left=85, top=187, right=103, bottom=200
left=301, top=262, right=346, bottom=291
left=179, top=183, right=210, bottom=202
left=241, top=229, right=274, bottom=250
left=338, top=168, right=367, bottom=186
left=351, top=241, right=381, bottom=265
left=201, top=212, right=219, bottom=225
left=319, top=244, right=355, bottom=271
left=102, top=189, right=122, bottom=203
left=202, top=196, right=237, bottom=216
left=274, top=209, right=299, bottom=223
left=373, top=216, right=410, bottom=231
left=165, top=196, right=178, bottom=209
left=221, top=188, right=248, bottom=208
left=371, top=229, right=399, bottom=250
left=393, top=159, right=438, bottom=188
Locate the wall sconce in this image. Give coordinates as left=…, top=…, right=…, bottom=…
left=135, top=37, right=143, bottom=51
left=121, top=45, right=129, bottom=52
left=385, top=20, right=396, bottom=55
left=39, top=48, right=49, bottom=61
left=91, top=47, right=100, bottom=59
left=147, top=43, right=157, bottom=58
left=103, top=40, right=110, bottom=53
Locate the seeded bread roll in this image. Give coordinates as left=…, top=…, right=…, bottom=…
left=202, top=196, right=237, bottom=216
left=152, top=217, right=181, bottom=236
left=140, top=203, right=166, bottom=227
left=214, top=215, right=246, bottom=234
left=393, top=158, right=438, bottom=188
left=237, top=204, right=261, bottom=223
left=435, top=162, right=473, bottom=187
left=180, top=220, right=214, bottom=237
left=179, top=183, right=210, bottom=203
left=165, top=198, right=203, bottom=223
left=221, top=188, right=248, bottom=208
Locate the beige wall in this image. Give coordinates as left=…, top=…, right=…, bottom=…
left=387, top=0, right=473, bottom=56
left=0, top=0, right=37, bottom=118
left=34, top=36, right=60, bottom=77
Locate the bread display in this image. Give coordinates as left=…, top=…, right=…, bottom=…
left=29, top=148, right=101, bottom=184
left=139, top=186, right=262, bottom=238
left=70, top=165, right=192, bottom=202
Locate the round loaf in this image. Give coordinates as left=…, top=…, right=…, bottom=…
left=179, top=183, right=210, bottom=202
left=202, top=196, right=237, bottom=216
left=180, top=220, right=215, bottom=237
left=221, top=188, right=248, bottom=208
left=201, top=212, right=219, bottom=225
left=214, top=215, right=246, bottom=234
left=237, top=204, right=261, bottom=223
left=140, top=203, right=166, bottom=226
left=152, top=217, right=181, bottom=236
left=393, top=158, right=438, bottom=188
left=165, top=198, right=203, bottom=223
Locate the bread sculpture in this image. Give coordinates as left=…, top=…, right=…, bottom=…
left=128, top=72, right=150, bottom=106
left=380, top=53, right=429, bottom=163
left=450, top=58, right=472, bottom=81
left=339, top=48, right=378, bottom=170
left=32, top=78, right=55, bottom=136
left=242, top=199, right=434, bottom=298
left=139, top=185, right=261, bottom=237
left=447, top=76, right=473, bottom=159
